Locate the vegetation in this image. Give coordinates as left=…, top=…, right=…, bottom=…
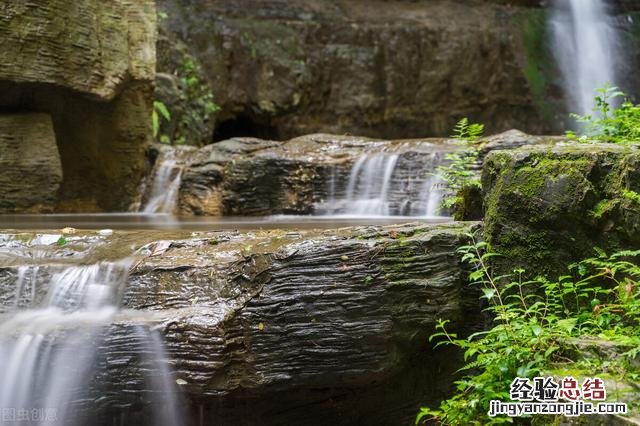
left=567, top=85, right=640, bottom=144
left=417, top=235, right=640, bottom=424
left=152, top=100, right=171, bottom=140
left=153, top=51, right=220, bottom=145
left=435, top=118, right=484, bottom=212
left=174, top=54, right=220, bottom=145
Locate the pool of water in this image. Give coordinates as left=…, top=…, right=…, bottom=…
left=0, top=213, right=452, bottom=231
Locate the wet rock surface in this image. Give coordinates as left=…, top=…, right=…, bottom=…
left=178, top=133, right=462, bottom=216
left=0, top=221, right=481, bottom=425
left=177, top=130, right=559, bottom=217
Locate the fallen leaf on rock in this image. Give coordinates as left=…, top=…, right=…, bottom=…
left=151, top=240, right=171, bottom=256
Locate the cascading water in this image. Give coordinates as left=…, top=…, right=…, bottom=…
left=319, top=152, right=447, bottom=217
left=0, top=261, right=183, bottom=425
left=141, top=151, right=183, bottom=214
left=550, top=0, right=621, bottom=116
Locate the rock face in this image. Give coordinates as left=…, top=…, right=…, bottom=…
left=482, top=143, right=640, bottom=276
left=0, top=114, right=62, bottom=212
left=156, top=0, right=565, bottom=143
left=0, top=0, right=156, bottom=212
left=0, top=1, right=155, bottom=100
left=0, top=222, right=482, bottom=425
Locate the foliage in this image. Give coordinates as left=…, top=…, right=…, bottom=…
left=435, top=118, right=484, bottom=212
left=172, top=54, right=220, bottom=145
left=154, top=52, right=220, bottom=145
left=566, top=85, right=640, bottom=144
left=417, top=234, right=640, bottom=425
left=152, top=100, right=171, bottom=140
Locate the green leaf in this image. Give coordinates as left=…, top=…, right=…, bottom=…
left=154, top=101, right=171, bottom=121
left=481, top=288, right=496, bottom=300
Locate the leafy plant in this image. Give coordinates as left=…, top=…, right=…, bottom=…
left=417, top=235, right=640, bottom=425
left=566, top=84, right=640, bottom=144
left=435, top=118, right=484, bottom=212
left=152, top=100, right=171, bottom=141
left=172, top=54, right=220, bottom=145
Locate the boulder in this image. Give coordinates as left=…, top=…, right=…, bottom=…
left=482, top=143, right=640, bottom=276
left=0, top=114, right=62, bottom=212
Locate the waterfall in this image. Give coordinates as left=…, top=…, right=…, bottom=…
left=550, top=0, right=621, bottom=116
left=141, top=151, right=183, bottom=214
left=320, top=153, right=447, bottom=217
left=0, top=262, right=183, bottom=425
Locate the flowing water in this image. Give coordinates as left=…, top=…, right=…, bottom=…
left=141, top=151, right=184, bottom=214
left=319, top=152, right=447, bottom=217
left=550, top=0, right=621, bottom=116
left=0, top=261, right=183, bottom=425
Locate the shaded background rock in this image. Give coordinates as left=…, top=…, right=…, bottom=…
left=154, top=0, right=640, bottom=145
left=0, top=0, right=156, bottom=212
left=0, top=114, right=62, bottom=212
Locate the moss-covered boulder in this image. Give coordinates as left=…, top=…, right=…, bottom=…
left=482, top=143, right=640, bottom=276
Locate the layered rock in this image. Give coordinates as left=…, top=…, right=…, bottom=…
left=482, top=143, right=640, bottom=276
left=0, top=222, right=481, bottom=425
left=178, top=133, right=462, bottom=216
left=0, top=114, right=62, bottom=212
left=0, top=0, right=156, bottom=212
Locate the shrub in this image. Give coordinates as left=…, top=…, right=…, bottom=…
left=567, top=85, right=640, bottom=144
left=417, top=235, right=640, bottom=425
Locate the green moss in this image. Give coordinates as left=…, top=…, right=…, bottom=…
left=483, top=146, right=640, bottom=279
left=622, top=189, right=640, bottom=203
left=589, top=198, right=615, bottom=219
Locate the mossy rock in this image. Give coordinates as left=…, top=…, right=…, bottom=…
left=482, top=143, right=640, bottom=277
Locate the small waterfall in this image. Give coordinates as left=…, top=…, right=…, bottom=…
left=0, top=262, right=183, bottom=425
left=141, top=151, right=183, bottom=214
left=550, top=0, right=621, bottom=116
left=320, top=153, right=447, bottom=217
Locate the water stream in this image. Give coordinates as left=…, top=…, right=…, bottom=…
left=0, top=261, right=183, bottom=425
left=141, top=151, right=184, bottom=214
left=550, top=0, right=621, bottom=116
left=319, top=152, right=447, bottom=218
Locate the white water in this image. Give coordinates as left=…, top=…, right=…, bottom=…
left=0, top=262, right=183, bottom=425
left=550, top=0, right=621, bottom=116
left=320, top=153, right=446, bottom=217
left=142, top=151, right=183, bottom=214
